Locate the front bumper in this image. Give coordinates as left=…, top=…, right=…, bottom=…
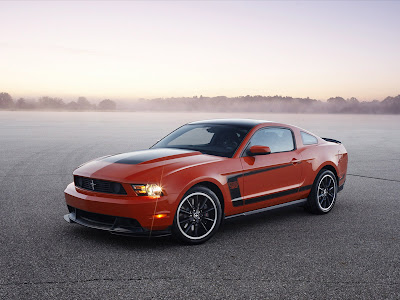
left=64, top=206, right=171, bottom=237
left=64, top=182, right=178, bottom=231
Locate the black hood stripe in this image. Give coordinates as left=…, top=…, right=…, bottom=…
left=102, top=148, right=196, bottom=165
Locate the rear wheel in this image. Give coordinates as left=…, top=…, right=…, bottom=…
left=306, top=169, right=337, bottom=214
left=172, top=186, right=222, bottom=244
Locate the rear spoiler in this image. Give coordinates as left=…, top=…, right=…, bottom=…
left=322, top=137, right=341, bottom=144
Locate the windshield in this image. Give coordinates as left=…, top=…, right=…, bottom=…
left=151, top=124, right=250, bottom=157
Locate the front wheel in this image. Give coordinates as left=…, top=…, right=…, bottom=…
left=172, top=186, right=222, bottom=244
left=306, top=169, right=337, bottom=214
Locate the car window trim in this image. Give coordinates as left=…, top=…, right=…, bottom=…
left=240, top=126, right=297, bottom=157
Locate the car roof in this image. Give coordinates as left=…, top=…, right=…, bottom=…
left=189, top=119, right=271, bottom=129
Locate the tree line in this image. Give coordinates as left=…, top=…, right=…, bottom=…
left=133, top=94, right=400, bottom=114
left=1, top=92, right=400, bottom=114
left=0, top=93, right=116, bottom=111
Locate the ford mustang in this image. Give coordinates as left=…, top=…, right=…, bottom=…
left=64, top=119, right=348, bottom=244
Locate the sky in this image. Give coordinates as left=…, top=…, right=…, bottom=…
left=1, top=1, right=399, bottom=101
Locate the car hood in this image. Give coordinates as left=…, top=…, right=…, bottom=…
left=73, top=148, right=225, bottom=183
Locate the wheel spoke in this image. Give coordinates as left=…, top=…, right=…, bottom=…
left=199, top=197, right=208, bottom=210
left=320, top=197, right=326, bottom=208
left=180, top=208, right=191, bottom=215
left=200, top=221, right=208, bottom=232
left=186, top=198, right=194, bottom=210
left=203, top=207, right=215, bottom=214
left=203, top=217, right=214, bottom=222
left=321, top=178, right=326, bottom=188
left=179, top=217, right=191, bottom=224
left=194, top=224, right=198, bottom=236
left=325, top=177, right=330, bottom=187
left=184, top=223, right=192, bottom=233
left=325, top=197, right=331, bottom=207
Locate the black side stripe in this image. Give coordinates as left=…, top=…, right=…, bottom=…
left=227, top=175, right=243, bottom=207
left=245, top=187, right=299, bottom=205
left=241, top=163, right=292, bottom=178
left=299, top=184, right=313, bottom=192
left=230, top=184, right=313, bottom=207
left=226, top=163, right=293, bottom=206
left=244, top=185, right=312, bottom=206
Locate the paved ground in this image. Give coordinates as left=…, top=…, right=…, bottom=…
left=0, top=111, right=399, bottom=299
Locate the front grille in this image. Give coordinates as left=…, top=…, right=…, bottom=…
left=74, top=176, right=127, bottom=195
left=67, top=206, right=143, bottom=233
left=77, top=208, right=117, bottom=225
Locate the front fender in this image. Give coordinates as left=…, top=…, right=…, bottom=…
left=177, top=175, right=227, bottom=204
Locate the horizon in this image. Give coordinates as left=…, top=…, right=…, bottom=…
left=2, top=91, right=400, bottom=103
left=2, top=91, right=399, bottom=114
left=1, top=1, right=400, bottom=101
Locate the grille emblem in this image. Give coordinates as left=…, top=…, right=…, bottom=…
left=90, top=180, right=96, bottom=190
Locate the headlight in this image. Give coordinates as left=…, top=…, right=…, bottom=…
left=146, top=184, right=163, bottom=196
left=132, top=184, right=163, bottom=197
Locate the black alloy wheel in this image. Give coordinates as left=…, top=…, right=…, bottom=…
left=306, top=169, right=338, bottom=214
left=172, top=186, right=222, bottom=244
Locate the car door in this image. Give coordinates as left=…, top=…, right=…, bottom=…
left=239, top=127, right=304, bottom=212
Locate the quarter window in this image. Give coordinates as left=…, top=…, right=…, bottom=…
left=246, top=127, right=295, bottom=154
left=301, top=132, right=318, bottom=145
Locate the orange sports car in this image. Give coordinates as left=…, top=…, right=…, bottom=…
left=64, top=119, right=348, bottom=244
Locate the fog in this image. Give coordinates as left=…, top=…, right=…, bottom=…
left=1, top=92, right=400, bottom=114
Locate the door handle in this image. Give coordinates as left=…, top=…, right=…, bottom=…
left=291, top=158, right=301, bottom=165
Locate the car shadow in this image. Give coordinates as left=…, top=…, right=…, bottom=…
left=68, top=226, right=180, bottom=249
left=220, top=205, right=309, bottom=233
left=66, top=205, right=311, bottom=248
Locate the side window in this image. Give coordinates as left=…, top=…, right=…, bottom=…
left=247, top=127, right=295, bottom=154
left=301, top=131, right=318, bottom=145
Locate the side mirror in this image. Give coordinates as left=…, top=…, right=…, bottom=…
left=249, top=145, right=271, bottom=156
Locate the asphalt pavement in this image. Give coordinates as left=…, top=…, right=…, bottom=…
left=0, top=111, right=399, bottom=299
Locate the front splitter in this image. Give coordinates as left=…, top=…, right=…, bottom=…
left=64, top=213, right=171, bottom=238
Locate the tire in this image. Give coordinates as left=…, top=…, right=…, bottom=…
left=306, top=169, right=338, bottom=214
left=172, top=186, right=222, bottom=244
